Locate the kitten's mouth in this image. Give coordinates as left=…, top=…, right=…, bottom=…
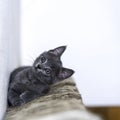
left=32, top=68, right=49, bottom=85
left=32, top=67, right=42, bottom=79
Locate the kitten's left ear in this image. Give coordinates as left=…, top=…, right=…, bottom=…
left=49, top=46, right=67, bottom=57
left=57, top=67, right=75, bottom=81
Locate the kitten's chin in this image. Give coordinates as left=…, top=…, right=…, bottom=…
left=32, top=67, right=42, bottom=79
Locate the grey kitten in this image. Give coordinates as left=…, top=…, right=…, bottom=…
left=8, top=46, right=74, bottom=107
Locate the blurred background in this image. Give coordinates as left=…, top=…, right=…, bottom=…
left=0, top=0, right=120, bottom=119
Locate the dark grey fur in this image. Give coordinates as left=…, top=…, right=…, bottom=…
left=8, top=46, right=74, bottom=107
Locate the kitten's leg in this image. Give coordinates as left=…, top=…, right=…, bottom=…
left=20, top=91, right=39, bottom=103
left=8, top=89, right=24, bottom=106
left=20, top=86, right=50, bottom=103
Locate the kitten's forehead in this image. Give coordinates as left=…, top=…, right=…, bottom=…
left=38, top=51, right=62, bottom=66
left=41, top=51, right=60, bottom=60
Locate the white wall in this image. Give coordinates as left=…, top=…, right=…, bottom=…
left=21, top=0, right=120, bottom=106
left=0, top=0, right=20, bottom=120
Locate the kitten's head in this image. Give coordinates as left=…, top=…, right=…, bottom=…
left=33, top=46, right=74, bottom=84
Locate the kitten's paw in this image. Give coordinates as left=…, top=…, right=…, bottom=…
left=20, top=91, right=29, bottom=100
left=20, top=91, right=34, bottom=103
left=20, top=91, right=38, bottom=103
left=13, top=99, right=24, bottom=106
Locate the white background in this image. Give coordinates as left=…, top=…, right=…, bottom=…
left=21, top=0, right=120, bottom=106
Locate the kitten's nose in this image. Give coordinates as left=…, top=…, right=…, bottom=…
left=35, top=64, right=41, bottom=70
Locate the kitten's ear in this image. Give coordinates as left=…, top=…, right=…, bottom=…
left=57, top=67, right=75, bottom=81
left=49, top=46, right=67, bottom=57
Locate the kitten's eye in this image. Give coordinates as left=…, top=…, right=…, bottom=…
left=45, top=68, right=51, bottom=74
left=41, top=56, right=46, bottom=63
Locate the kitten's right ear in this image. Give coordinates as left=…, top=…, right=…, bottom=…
left=56, top=67, right=75, bottom=81
left=49, top=46, right=67, bottom=57
left=53, top=67, right=74, bottom=84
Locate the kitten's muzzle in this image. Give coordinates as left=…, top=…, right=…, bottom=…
left=35, top=63, right=42, bottom=70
